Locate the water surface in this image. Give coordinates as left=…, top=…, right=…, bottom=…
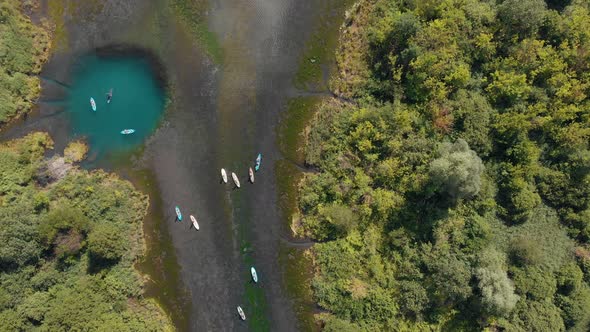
left=67, top=55, right=165, bottom=156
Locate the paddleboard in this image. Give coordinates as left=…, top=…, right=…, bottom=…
left=175, top=206, right=182, bottom=221
left=255, top=153, right=262, bottom=171
left=249, top=167, right=254, bottom=183
left=251, top=267, right=258, bottom=283
left=90, top=97, right=96, bottom=111
left=221, top=168, right=228, bottom=183
left=190, top=215, right=199, bottom=230
left=237, top=306, right=246, bottom=321
left=232, top=172, right=240, bottom=188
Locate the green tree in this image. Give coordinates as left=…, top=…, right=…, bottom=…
left=427, top=253, right=473, bottom=304
left=87, top=223, right=128, bottom=262
left=555, top=285, right=590, bottom=329
left=513, top=300, right=565, bottom=332
left=318, top=203, right=358, bottom=238
left=397, top=280, right=428, bottom=320
left=511, top=266, right=557, bottom=301
left=475, top=249, right=519, bottom=316
left=430, top=139, right=485, bottom=200
left=555, top=263, right=584, bottom=295
left=497, top=0, right=547, bottom=38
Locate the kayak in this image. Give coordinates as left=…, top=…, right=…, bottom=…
left=237, top=306, right=246, bottom=321
left=221, top=168, right=228, bottom=183
left=251, top=267, right=258, bottom=283
left=190, top=215, right=199, bottom=230
left=120, top=129, right=135, bottom=135
left=255, top=153, right=262, bottom=171
left=90, top=97, right=96, bottom=111
left=175, top=206, right=182, bottom=221
left=231, top=172, right=240, bottom=188
left=106, top=88, right=113, bottom=103
left=248, top=167, right=254, bottom=183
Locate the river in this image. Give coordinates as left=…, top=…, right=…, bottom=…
left=1, top=0, right=332, bottom=331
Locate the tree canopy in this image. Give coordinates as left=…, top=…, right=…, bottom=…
left=0, top=133, right=172, bottom=331
left=0, top=1, right=49, bottom=123
left=298, top=0, right=590, bottom=330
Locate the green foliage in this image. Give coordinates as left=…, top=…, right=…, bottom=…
left=511, top=266, right=557, bottom=301
left=0, top=1, right=49, bottom=123
left=300, top=0, right=590, bottom=329
left=506, top=299, right=565, bottom=332
left=0, top=135, right=171, bottom=330
left=497, top=0, right=547, bottom=39
left=88, top=223, right=128, bottom=262
left=397, top=280, right=428, bottom=319
left=555, top=262, right=584, bottom=295
left=555, top=284, right=590, bottom=329
left=39, top=205, right=90, bottom=247
left=475, top=249, right=519, bottom=316
left=429, top=139, right=484, bottom=200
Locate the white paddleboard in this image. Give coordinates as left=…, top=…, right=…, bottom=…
left=232, top=172, right=240, bottom=188
left=221, top=168, right=228, bottom=183
left=190, top=215, right=199, bottom=230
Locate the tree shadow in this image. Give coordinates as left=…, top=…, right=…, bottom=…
left=87, top=252, right=120, bottom=274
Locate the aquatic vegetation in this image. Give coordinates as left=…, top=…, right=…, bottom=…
left=64, top=140, right=89, bottom=163
left=300, top=0, right=590, bottom=330
left=170, top=0, right=223, bottom=64
left=0, top=133, right=172, bottom=330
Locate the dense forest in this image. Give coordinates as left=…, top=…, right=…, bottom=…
left=299, top=0, right=590, bottom=330
left=0, top=1, right=50, bottom=123
left=0, top=133, right=172, bottom=331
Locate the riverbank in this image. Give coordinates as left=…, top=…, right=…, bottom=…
left=273, top=1, right=358, bottom=330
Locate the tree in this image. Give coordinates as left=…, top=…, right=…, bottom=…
left=39, top=205, right=90, bottom=247
left=511, top=266, right=557, bottom=301
left=555, top=263, right=584, bottom=295
left=427, top=253, right=473, bottom=304
left=497, top=0, right=547, bottom=38
left=430, top=139, right=485, bottom=200
left=452, top=90, right=494, bottom=157
left=87, top=223, right=127, bottom=262
left=513, top=300, right=565, bottom=332
left=397, top=280, right=428, bottom=320
left=475, top=249, right=519, bottom=316
left=320, top=203, right=357, bottom=237
left=476, top=267, right=519, bottom=317
left=555, top=285, right=590, bottom=329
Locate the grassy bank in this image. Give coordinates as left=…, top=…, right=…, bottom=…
left=275, top=96, right=325, bottom=331
left=277, top=97, right=322, bottom=165
left=277, top=1, right=357, bottom=329
left=293, top=0, right=356, bottom=91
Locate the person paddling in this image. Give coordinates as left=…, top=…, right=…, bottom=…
left=106, top=88, right=113, bottom=103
